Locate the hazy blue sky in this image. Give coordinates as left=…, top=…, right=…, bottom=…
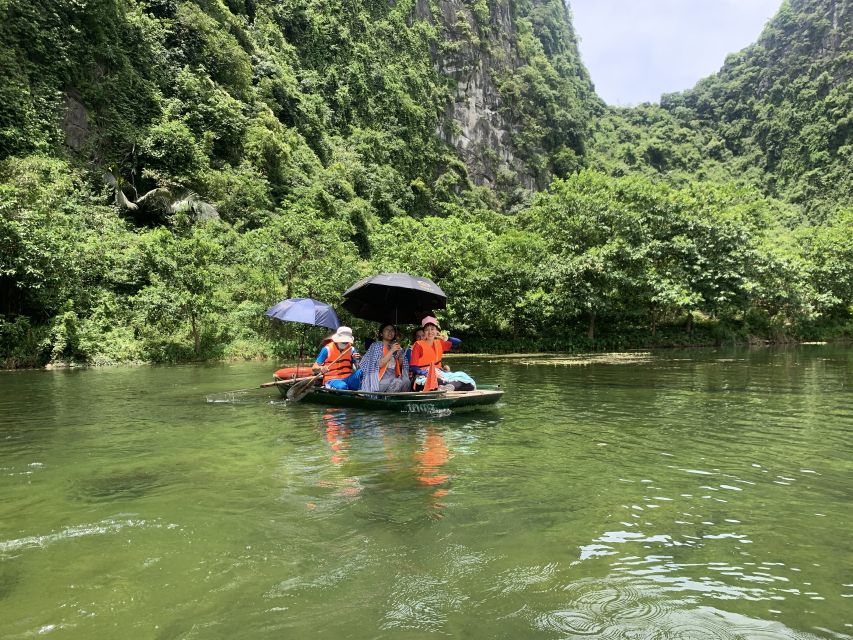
left=569, top=0, right=782, bottom=105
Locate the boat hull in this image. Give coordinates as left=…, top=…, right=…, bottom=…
left=276, top=384, right=503, bottom=411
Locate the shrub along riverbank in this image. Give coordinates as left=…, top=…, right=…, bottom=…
left=2, top=158, right=850, bottom=369
left=1, top=1, right=850, bottom=368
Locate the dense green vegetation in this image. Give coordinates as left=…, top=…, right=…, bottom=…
left=0, top=0, right=850, bottom=367
left=591, top=0, right=852, bottom=217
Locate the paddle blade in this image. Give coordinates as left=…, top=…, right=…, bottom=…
left=286, top=375, right=320, bottom=401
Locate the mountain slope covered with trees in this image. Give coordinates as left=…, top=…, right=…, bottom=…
left=0, top=0, right=850, bottom=367
left=591, top=0, right=851, bottom=218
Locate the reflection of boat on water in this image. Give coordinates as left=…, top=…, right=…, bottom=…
left=276, top=383, right=503, bottom=411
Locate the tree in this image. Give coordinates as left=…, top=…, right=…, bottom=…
left=132, top=223, right=228, bottom=359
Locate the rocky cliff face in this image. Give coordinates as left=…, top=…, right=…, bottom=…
left=429, top=0, right=528, bottom=188
left=2, top=0, right=597, bottom=209
left=427, top=0, right=599, bottom=191
left=5, top=0, right=847, bottom=215
left=658, top=0, right=852, bottom=210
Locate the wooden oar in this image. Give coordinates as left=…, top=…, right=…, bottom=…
left=259, top=376, right=314, bottom=388
left=286, top=345, right=353, bottom=402
left=207, top=376, right=311, bottom=402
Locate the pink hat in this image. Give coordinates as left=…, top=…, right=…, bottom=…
left=421, top=315, right=440, bottom=329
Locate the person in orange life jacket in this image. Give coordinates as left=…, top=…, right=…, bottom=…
left=360, top=324, right=411, bottom=393
left=409, top=316, right=466, bottom=392
left=311, top=326, right=363, bottom=390
left=404, top=326, right=450, bottom=386
left=406, top=325, right=460, bottom=371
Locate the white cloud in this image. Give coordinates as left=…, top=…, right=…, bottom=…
left=569, top=0, right=782, bottom=105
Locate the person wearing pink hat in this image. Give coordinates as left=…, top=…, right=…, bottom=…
left=409, top=316, right=462, bottom=391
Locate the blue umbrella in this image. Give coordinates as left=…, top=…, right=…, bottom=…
left=264, top=297, right=340, bottom=330
left=265, top=298, right=340, bottom=372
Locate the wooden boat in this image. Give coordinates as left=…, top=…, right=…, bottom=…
left=274, top=381, right=503, bottom=411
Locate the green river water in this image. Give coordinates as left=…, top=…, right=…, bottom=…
left=1, top=345, right=851, bottom=639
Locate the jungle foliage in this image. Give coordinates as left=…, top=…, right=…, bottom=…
left=591, top=0, right=852, bottom=219
left=0, top=0, right=850, bottom=366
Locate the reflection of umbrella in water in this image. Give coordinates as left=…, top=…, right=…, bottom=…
left=265, top=297, right=340, bottom=373
left=342, top=273, right=446, bottom=325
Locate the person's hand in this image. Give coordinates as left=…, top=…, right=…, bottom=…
left=442, top=364, right=451, bottom=372
left=320, top=365, right=330, bottom=374
left=390, top=342, right=402, bottom=354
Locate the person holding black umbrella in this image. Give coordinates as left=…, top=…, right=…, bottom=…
left=360, top=324, right=410, bottom=393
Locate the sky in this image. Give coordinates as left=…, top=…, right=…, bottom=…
left=569, top=0, right=783, bottom=106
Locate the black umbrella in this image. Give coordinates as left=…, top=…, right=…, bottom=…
left=342, top=273, right=446, bottom=324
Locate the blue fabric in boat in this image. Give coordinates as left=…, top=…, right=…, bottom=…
left=438, top=370, right=476, bottom=389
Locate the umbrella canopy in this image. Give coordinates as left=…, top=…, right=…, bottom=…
left=342, top=273, right=446, bottom=324
left=264, top=297, right=340, bottom=330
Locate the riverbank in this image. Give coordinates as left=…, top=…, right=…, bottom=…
left=5, top=320, right=851, bottom=370
left=458, top=319, right=853, bottom=355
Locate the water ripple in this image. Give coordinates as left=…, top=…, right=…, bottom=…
left=536, top=578, right=828, bottom=639
left=0, top=518, right=177, bottom=554
left=380, top=574, right=465, bottom=631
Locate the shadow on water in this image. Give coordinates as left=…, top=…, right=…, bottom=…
left=69, top=468, right=169, bottom=502
left=0, top=564, right=19, bottom=601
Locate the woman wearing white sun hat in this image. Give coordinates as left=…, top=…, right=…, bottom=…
left=311, top=326, right=363, bottom=390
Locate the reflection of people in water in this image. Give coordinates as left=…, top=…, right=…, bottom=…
left=415, top=428, right=451, bottom=517
left=323, top=411, right=351, bottom=466
left=318, top=411, right=363, bottom=500
left=315, top=412, right=454, bottom=517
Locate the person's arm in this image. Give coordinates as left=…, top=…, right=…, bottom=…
left=380, top=343, right=402, bottom=367
left=312, top=346, right=330, bottom=374
left=441, top=337, right=461, bottom=350
left=438, top=339, right=456, bottom=370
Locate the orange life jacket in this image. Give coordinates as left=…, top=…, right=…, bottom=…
left=321, top=343, right=354, bottom=382
left=410, top=339, right=444, bottom=391
left=378, top=344, right=402, bottom=381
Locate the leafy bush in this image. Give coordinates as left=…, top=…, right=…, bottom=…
left=0, top=0, right=849, bottom=368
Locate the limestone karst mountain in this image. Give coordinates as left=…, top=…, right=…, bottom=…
left=0, top=0, right=849, bottom=366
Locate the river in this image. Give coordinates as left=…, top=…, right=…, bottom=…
left=1, top=345, right=851, bottom=639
